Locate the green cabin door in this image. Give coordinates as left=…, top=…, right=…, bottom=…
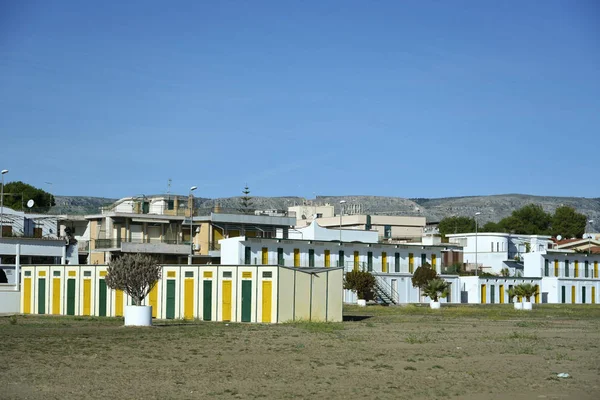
left=241, top=280, right=252, bottom=322
left=166, top=280, right=176, bottom=319
left=38, top=278, right=46, bottom=314
left=99, top=279, right=107, bottom=316
left=561, top=286, right=566, bottom=304
left=67, top=279, right=76, bottom=315
left=203, top=280, right=212, bottom=321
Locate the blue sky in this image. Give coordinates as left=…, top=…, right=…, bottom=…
left=1, top=1, right=598, bottom=199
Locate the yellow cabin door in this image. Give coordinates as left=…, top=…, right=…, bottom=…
left=571, top=286, right=576, bottom=304
left=293, top=249, right=300, bottom=267
left=499, top=285, right=505, bottom=304
left=554, top=260, right=559, bottom=277
left=574, top=261, right=579, bottom=278
left=115, top=289, right=124, bottom=317
left=534, top=285, right=540, bottom=304
left=595, top=262, right=598, bottom=278
left=149, top=284, right=158, bottom=318
left=592, top=287, right=596, bottom=304
left=83, top=280, right=91, bottom=316
left=481, top=284, right=486, bottom=304
left=409, top=253, right=414, bottom=273
left=432, top=254, right=437, bottom=270
left=23, top=277, right=32, bottom=314
left=184, top=279, right=194, bottom=320
left=324, top=250, right=330, bottom=268
left=262, top=248, right=269, bottom=264
left=382, top=252, right=387, bottom=273
left=222, top=280, right=232, bottom=321
left=52, top=277, right=61, bottom=314
left=353, top=251, right=359, bottom=271
left=262, top=281, right=272, bottom=323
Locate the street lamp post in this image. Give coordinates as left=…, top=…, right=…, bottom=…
left=588, top=220, right=594, bottom=255
left=0, top=169, right=8, bottom=239
left=475, top=212, right=481, bottom=276
left=339, top=200, right=346, bottom=242
left=189, top=186, right=197, bottom=265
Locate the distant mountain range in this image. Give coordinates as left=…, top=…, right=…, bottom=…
left=50, top=194, right=600, bottom=232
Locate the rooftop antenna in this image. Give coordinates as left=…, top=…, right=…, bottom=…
left=167, top=178, right=172, bottom=194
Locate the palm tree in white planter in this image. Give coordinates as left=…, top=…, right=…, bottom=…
left=422, top=278, right=449, bottom=309
left=105, top=253, right=161, bottom=326
left=516, top=283, right=537, bottom=311
left=508, top=287, right=523, bottom=310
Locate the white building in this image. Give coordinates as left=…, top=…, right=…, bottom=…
left=288, top=203, right=336, bottom=227
left=459, top=250, right=600, bottom=304
left=220, top=220, right=462, bottom=305
left=446, top=232, right=553, bottom=275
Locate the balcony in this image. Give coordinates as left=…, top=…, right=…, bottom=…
left=94, top=238, right=191, bottom=255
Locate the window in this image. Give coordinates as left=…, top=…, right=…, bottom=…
left=185, top=271, right=194, bottom=278
left=262, top=271, right=272, bottom=278
left=223, top=271, right=232, bottom=278
left=167, top=199, right=174, bottom=210
left=309, top=249, right=315, bottom=267
left=316, top=213, right=323, bottom=218
left=384, top=225, right=392, bottom=239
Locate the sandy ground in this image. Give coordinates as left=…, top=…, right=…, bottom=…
left=1, top=305, right=599, bottom=399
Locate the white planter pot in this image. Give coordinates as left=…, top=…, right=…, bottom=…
left=514, top=302, right=523, bottom=310
left=522, top=302, right=532, bottom=311
left=357, top=299, right=367, bottom=307
left=430, top=301, right=441, bottom=309
left=124, top=305, right=152, bottom=326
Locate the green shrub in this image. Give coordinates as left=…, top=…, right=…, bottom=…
left=411, top=262, right=438, bottom=289
left=344, top=270, right=375, bottom=300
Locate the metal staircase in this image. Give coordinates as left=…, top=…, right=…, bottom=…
left=373, top=276, right=398, bottom=305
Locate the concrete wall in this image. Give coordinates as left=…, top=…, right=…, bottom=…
left=0, top=285, right=19, bottom=313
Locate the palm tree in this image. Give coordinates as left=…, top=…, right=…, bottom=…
left=507, top=286, right=521, bottom=303
left=422, top=278, right=450, bottom=302
left=516, top=283, right=537, bottom=303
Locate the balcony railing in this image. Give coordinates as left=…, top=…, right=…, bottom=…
left=94, top=238, right=190, bottom=249
left=101, top=205, right=296, bottom=218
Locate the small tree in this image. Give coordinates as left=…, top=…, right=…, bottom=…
left=516, top=283, right=537, bottom=303
left=422, top=278, right=449, bottom=302
left=239, top=184, right=253, bottom=213
left=105, top=254, right=161, bottom=306
left=411, top=262, right=438, bottom=290
left=344, top=270, right=375, bottom=301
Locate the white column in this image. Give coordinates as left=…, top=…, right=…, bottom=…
left=15, top=243, right=20, bottom=290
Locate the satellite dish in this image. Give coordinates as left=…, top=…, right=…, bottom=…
left=556, top=235, right=562, bottom=241
left=27, top=199, right=35, bottom=208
